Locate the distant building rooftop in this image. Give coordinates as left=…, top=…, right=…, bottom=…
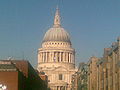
left=0, top=60, right=17, bottom=71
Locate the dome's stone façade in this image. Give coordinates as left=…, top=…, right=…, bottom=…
left=42, top=7, right=71, bottom=44
left=37, top=7, right=76, bottom=90
left=43, top=27, right=71, bottom=43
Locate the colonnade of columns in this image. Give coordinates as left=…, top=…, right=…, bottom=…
left=38, top=51, right=75, bottom=63
left=51, top=86, right=67, bottom=90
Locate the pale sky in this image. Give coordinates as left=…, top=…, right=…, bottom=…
left=0, top=0, right=120, bottom=67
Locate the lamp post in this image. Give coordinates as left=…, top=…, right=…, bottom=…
left=0, top=84, right=7, bottom=90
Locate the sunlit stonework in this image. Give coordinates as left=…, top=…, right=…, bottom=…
left=37, top=8, right=76, bottom=90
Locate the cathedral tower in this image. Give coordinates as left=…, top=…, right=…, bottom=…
left=37, top=8, right=76, bottom=90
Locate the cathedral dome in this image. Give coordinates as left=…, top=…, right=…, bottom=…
left=43, top=27, right=71, bottom=43
left=42, top=8, right=71, bottom=44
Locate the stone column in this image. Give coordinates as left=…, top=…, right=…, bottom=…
left=50, top=52, right=52, bottom=62
left=118, top=40, right=120, bottom=89
left=68, top=53, right=70, bottom=63
left=70, top=53, right=72, bottom=63
left=61, top=52, right=63, bottom=62
left=107, top=63, right=111, bottom=90
left=63, top=52, right=65, bottom=62
left=51, top=52, right=54, bottom=62
left=103, top=68, right=106, bottom=90
left=71, top=54, right=74, bottom=63
left=49, top=52, right=51, bottom=62
left=38, top=52, right=40, bottom=63
left=59, top=52, right=61, bottom=62
left=65, top=86, right=67, bottom=90
left=69, top=53, right=71, bottom=63
left=53, top=52, right=55, bottom=62
left=66, top=52, right=68, bottom=62
left=65, top=52, right=67, bottom=62
left=96, top=65, right=99, bottom=90
left=112, top=52, right=116, bottom=90
left=53, top=86, right=55, bottom=90
left=46, top=52, right=48, bottom=62
left=44, top=52, right=46, bottom=62
left=55, top=86, right=57, bottom=90
left=90, top=70, right=92, bottom=90
left=98, top=65, right=101, bottom=90
left=73, top=53, right=75, bottom=64
left=58, top=52, right=60, bottom=62
left=43, top=52, right=45, bottom=62
left=55, top=52, right=58, bottom=62
left=48, top=52, right=50, bottom=62
left=67, top=53, right=69, bottom=63
left=119, top=68, right=120, bottom=90
left=59, top=86, right=61, bottom=90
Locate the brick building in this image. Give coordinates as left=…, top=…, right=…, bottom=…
left=0, top=61, right=26, bottom=90
left=0, top=60, right=48, bottom=90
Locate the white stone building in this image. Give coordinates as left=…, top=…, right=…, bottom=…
left=37, top=8, right=76, bottom=90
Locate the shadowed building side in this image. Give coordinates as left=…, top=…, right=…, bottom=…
left=0, top=60, right=49, bottom=90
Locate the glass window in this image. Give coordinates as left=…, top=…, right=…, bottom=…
left=59, top=74, right=62, bottom=80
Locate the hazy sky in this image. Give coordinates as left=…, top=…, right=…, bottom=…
left=0, top=0, right=120, bottom=67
